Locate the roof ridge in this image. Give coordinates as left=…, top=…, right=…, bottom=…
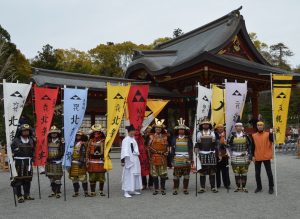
left=155, top=6, right=243, bottom=50
left=33, top=68, right=141, bottom=82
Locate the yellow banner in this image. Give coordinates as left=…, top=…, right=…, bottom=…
left=211, top=85, right=225, bottom=126
left=147, top=99, right=169, bottom=117
left=272, top=75, right=293, bottom=144
left=104, top=83, right=130, bottom=170
left=141, top=99, right=169, bottom=132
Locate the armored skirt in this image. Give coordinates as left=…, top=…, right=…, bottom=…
left=198, top=152, right=217, bottom=175
left=14, top=158, right=33, bottom=181
left=173, top=155, right=191, bottom=177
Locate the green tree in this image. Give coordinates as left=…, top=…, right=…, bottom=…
left=0, top=25, right=31, bottom=82
left=249, top=32, right=274, bottom=65
left=55, top=48, right=93, bottom=74
left=31, top=44, right=59, bottom=70
left=151, top=37, right=172, bottom=48
left=173, top=28, right=184, bottom=38
left=269, top=43, right=293, bottom=70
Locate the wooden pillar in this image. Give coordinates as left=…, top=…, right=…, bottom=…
left=251, top=90, right=259, bottom=119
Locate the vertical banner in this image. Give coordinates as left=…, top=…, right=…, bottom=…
left=34, top=86, right=59, bottom=166
left=272, top=75, right=293, bottom=144
left=195, top=83, right=212, bottom=122
left=211, top=84, right=225, bottom=126
left=104, top=83, right=130, bottom=170
left=193, top=83, right=212, bottom=144
left=225, top=81, right=247, bottom=138
left=127, top=85, right=149, bottom=176
left=141, top=99, right=169, bottom=132
left=192, top=83, right=212, bottom=171
left=62, top=88, right=88, bottom=168
left=3, top=80, right=32, bottom=177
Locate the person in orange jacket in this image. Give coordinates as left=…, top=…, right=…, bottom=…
left=251, top=121, right=274, bottom=194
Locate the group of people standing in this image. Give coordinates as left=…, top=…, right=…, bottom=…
left=11, top=123, right=108, bottom=203
left=10, top=116, right=275, bottom=202
left=123, top=117, right=275, bottom=198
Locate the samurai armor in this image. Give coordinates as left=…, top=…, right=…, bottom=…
left=199, top=152, right=217, bottom=165
left=149, top=134, right=167, bottom=166
left=69, top=141, right=87, bottom=177
left=11, top=137, right=35, bottom=181
left=87, top=140, right=106, bottom=173
left=14, top=158, right=33, bottom=181
left=46, top=140, right=64, bottom=177
left=46, top=162, right=63, bottom=176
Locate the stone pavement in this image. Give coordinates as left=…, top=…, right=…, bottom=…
left=0, top=154, right=299, bottom=219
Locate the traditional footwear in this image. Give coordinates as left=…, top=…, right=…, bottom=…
left=198, top=188, right=205, bottom=193
left=48, top=193, right=55, bottom=198
left=211, top=188, right=218, bottom=193
left=24, top=196, right=35, bottom=200
left=161, top=190, right=166, bottom=195
left=17, top=196, right=24, bottom=203
left=183, top=190, right=189, bottom=195
left=269, top=187, right=274, bottom=194
left=153, top=190, right=159, bottom=195
left=254, top=188, right=262, bottom=193
left=234, top=187, right=241, bottom=192
left=99, top=191, right=106, bottom=196
left=131, top=191, right=141, bottom=195
left=72, top=192, right=79, bottom=197
left=88, top=192, right=96, bottom=197
left=56, top=193, right=61, bottom=198
left=172, top=190, right=178, bottom=195
left=124, top=192, right=132, bottom=198
left=242, top=187, right=248, bottom=193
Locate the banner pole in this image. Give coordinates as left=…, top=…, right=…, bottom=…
left=195, top=82, right=199, bottom=197
left=107, top=171, right=110, bottom=199
left=9, top=164, right=17, bottom=207
left=31, top=86, right=42, bottom=199
left=63, top=169, right=66, bottom=201
left=36, top=167, right=41, bottom=199
left=62, top=86, right=67, bottom=201
left=270, top=73, right=278, bottom=197
left=106, top=83, right=110, bottom=199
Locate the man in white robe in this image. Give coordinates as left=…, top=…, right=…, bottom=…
left=121, top=125, right=143, bottom=198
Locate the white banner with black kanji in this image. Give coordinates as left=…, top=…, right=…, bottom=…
left=3, top=79, right=32, bottom=177
left=225, top=81, right=247, bottom=138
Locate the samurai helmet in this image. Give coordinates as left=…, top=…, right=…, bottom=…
left=19, top=124, right=31, bottom=131
left=154, top=118, right=165, bottom=128
left=198, top=117, right=212, bottom=130
left=174, top=118, right=189, bottom=130
left=48, top=125, right=61, bottom=134
left=91, top=124, right=105, bottom=133
left=76, top=130, right=85, bottom=136
left=257, top=121, right=265, bottom=126
left=199, top=117, right=212, bottom=126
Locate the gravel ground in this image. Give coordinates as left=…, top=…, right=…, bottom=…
left=0, top=153, right=299, bottom=219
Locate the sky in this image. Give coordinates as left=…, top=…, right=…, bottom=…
left=1, top=0, right=300, bottom=67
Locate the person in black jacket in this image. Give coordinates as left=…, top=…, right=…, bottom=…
left=11, top=124, right=35, bottom=203
left=214, top=124, right=231, bottom=189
